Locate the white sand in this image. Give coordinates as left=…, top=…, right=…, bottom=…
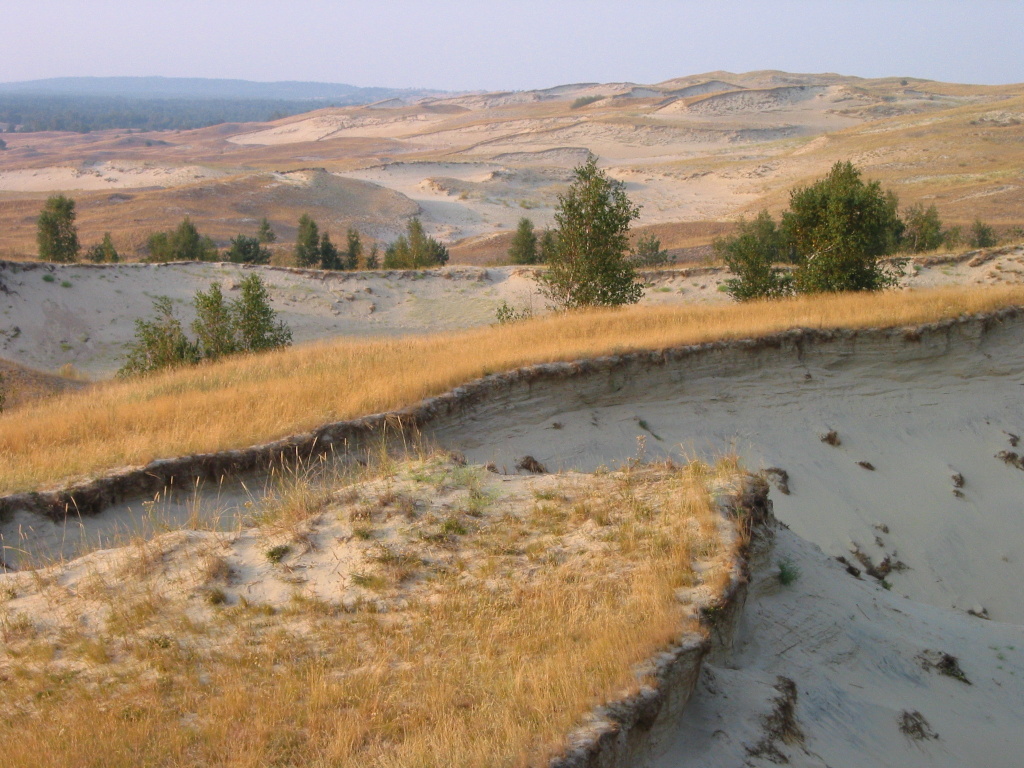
left=0, top=161, right=224, bottom=192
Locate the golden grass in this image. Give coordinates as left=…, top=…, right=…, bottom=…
left=0, top=458, right=737, bottom=768
left=1, top=285, right=1023, bottom=495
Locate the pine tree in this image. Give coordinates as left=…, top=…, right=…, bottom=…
left=85, top=232, right=119, bottom=263
left=383, top=218, right=449, bottom=268
left=365, top=243, right=380, bottom=270
left=345, top=228, right=363, bottom=270
left=631, top=234, right=671, bottom=267
left=540, top=158, right=643, bottom=309
left=37, top=194, right=80, bottom=263
left=256, top=217, right=277, bottom=244
left=508, top=217, right=538, bottom=264
left=319, top=232, right=341, bottom=270
left=226, top=235, right=271, bottom=264
left=295, top=214, right=320, bottom=267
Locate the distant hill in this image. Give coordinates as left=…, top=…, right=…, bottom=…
left=0, top=76, right=451, bottom=133
left=0, top=76, right=445, bottom=103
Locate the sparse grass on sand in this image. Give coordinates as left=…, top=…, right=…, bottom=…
left=1, top=285, right=1023, bottom=494
left=0, top=457, right=739, bottom=768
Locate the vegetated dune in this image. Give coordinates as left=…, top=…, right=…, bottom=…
left=0, top=456, right=743, bottom=767
left=0, top=70, right=1021, bottom=263
left=0, top=356, right=85, bottom=408
left=2, top=287, right=1024, bottom=766
left=1, top=244, right=1022, bottom=377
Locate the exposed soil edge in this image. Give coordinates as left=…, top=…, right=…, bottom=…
left=548, top=476, right=774, bottom=768
left=1, top=306, right=1021, bottom=521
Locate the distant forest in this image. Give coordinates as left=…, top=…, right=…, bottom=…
left=0, top=94, right=363, bottom=133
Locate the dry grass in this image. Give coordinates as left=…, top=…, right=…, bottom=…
left=0, top=457, right=738, bottom=768
left=1, top=285, right=1022, bottom=494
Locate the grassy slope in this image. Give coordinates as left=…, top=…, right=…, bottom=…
left=2, top=285, right=1023, bottom=494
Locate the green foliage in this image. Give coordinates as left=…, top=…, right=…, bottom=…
left=192, top=283, right=237, bottom=360
left=118, top=296, right=200, bottom=376
left=571, top=95, right=604, bottom=109
left=969, top=218, right=997, bottom=248
left=901, top=204, right=944, bottom=253
left=232, top=274, right=292, bottom=353
left=265, top=545, right=291, bottom=564
left=540, top=158, right=643, bottom=309
left=146, top=217, right=217, bottom=262
left=36, top=194, right=80, bottom=263
left=365, top=243, right=380, bottom=270
left=85, top=232, right=120, bottom=263
left=295, top=214, right=321, bottom=268
left=345, top=228, right=362, bottom=270
left=494, top=300, right=534, bottom=325
left=256, top=217, right=277, bottom=244
left=537, top=229, right=558, bottom=264
left=319, top=232, right=341, bottom=270
left=784, top=161, right=905, bottom=293
left=120, top=275, right=291, bottom=376
left=715, top=211, right=794, bottom=301
left=631, top=233, right=671, bottom=267
left=383, top=218, right=449, bottom=268
left=508, top=217, right=538, bottom=264
left=0, top=138, right=6, bottom=151
left=777, top=557, right=801, bottom=586
left=943, top=225, right=963, bottom=249
left=226, top=234, right=270, bottom=265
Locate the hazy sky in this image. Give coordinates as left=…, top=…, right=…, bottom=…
left=4, top=0, right=1023, bottom=90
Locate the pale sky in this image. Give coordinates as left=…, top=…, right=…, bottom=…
left=2, top=0, right=1022, bottom=90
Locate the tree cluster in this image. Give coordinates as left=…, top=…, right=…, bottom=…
left=716, top=161, right=1007, bottom=301
left=382, top=218, right=449, bottom=269
left=146, top=217, right=218, bottom=262
left=294, top=215, right=365, bottom=270
left=119, top=274, right=291, bottom=376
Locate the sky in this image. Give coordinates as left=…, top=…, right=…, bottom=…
left=2, top=0, right=1023, bottom=91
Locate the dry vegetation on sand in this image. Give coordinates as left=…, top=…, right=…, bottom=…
left=2, top=285, right=1023, bottom=494
left=0, top=456, right=740, bottom=768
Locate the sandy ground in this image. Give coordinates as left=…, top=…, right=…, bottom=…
left=0, top=161, right=224, bottom=192
left=3, top=251, right=1024, bottom=765
left=1, top=246, right=1022, bottom=377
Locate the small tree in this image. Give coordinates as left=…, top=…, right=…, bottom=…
left=716, top=211, right=794, bottom=301
left=537, top=229, right=558, bottom=264
left=365, top=243, right=380, bottom=270
left=508, top=217, right=538, bottom=264
left=901, top=204, right=944, bottom=253
left=226, top=234, right=271, bottom=264
left=147, top=217, right=216, bottom=262
left=119, top=296, right=200, bottom=376
left=85, top=232, right=119, bottom=263
left=784, top=161, right=904, bottom=293
left=231, top=274, right=292, bottom=352
left=969, top=218, right=997, bottom=248
left=256, top=217, right=277, bottom=244
left=319, top=232, right=341, bottom=270
left=540, top=158, right=643, bottom=309
left=383, top=218, right=449, bottom=268
left=295, top=214, right=320, bottom=267
left=37, top=194, right=80, bottom=263
left=192, top=283, right=237, bottom=360
left=344, top=228, right=363, bottom=270
left=631, top=233, right=671, bottom=267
